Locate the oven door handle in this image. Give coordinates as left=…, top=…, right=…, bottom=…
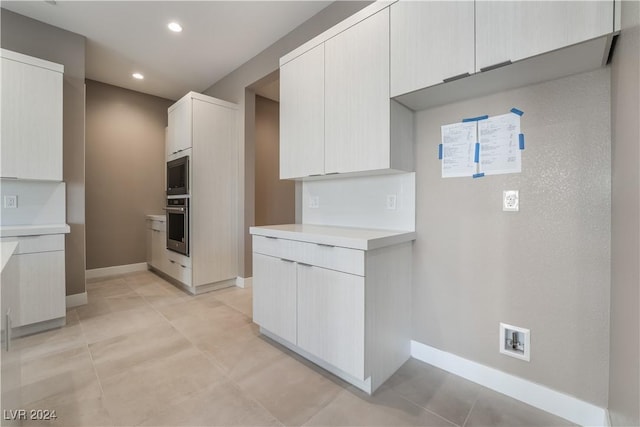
left=164, top=207, right=186, bottom=213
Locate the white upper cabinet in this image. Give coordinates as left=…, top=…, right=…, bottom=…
left=279, top=4, right=413, bottom=180
left=390, top=0, right=475, bottom=97
left=476, top=1, right=614, bottom=71
left=325, top=9, right=390, bottom=175
left=280, top=44, right=325, bottom=179
left=167, top=96, right=192, bottom=156
left=1, top=50, right=63, bottom=181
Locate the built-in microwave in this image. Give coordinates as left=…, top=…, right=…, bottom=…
left=167, top=156, right=189, bottom=195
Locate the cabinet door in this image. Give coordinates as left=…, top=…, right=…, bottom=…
left=1, top=57, right=63, bottom=180
left=390, top=1, right=474, bottom=97
left=297, top=264, right=365, bottom=380
left=325, top=8, right=390, bottom=175
left=151, top=229, right=167, bottom=271
left=252, top=253, right=297, bottom=344
left=476, top=1, right=614, bottom=71
left=14, top=251, right=65, bottom=327
left=279, top=44, right=325, bottom=179
left=167, top=98, right=192, bottom=156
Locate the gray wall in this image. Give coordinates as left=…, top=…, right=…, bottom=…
left=413, top=69, right=611, bottom=406
left=85, top=80, right=172, bottom=269
left=204, top=1, right=373, bottom=277
left=255, top=95, right=295, bottom=227
left=1, top=9, right=87, bottom=296
left=609, top=1, right=640, bottom=425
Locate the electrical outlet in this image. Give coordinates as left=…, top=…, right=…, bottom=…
left=3, top=195, right=17, bottom=209
left=309, top=196, right=319, bottom=209
left=386, top=194, right=397, bottom=210
left=499, top=323, right=530, bottom=361
left=503, top=190, right=519, bottom=212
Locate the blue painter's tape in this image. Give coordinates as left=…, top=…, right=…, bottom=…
left=462, top=115, right=489, bottom=123
left=438, top=144, right=443, bottom=159
left=519, top=133, right=525, bottom=150
left=474, top=142, right=480, bottom=163
left=473, top=173, right=485, bottom=179
left=511, top=107, right=524, bottom=116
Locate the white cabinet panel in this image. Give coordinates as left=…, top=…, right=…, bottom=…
left=14, top=251, right=65, bottom=327
left=297, top=264, right=365, bottom=380
left=390, top=0, right=475, bottom=97
left=253, top=253, right=297, bottom=344
left=476, top=1, right=614, bottom=71
left=280, top=44, right=325, bottom=179
left=167, top=97, right=192, bottom=156
left=1, top=55, right=63, bottom=181
left=325, top=9, right=390, bottom=174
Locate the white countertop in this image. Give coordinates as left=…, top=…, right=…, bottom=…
left=250, top=224, right=416, bottom=250
left=1, top=241, right=19, bottom=273
left=146, top=214, right=165, bottom=221
left=0, top=224, right=71, bottom=238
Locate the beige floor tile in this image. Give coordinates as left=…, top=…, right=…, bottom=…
left=85, top=278, right=132, bottom=298
left=236, top=351, right=345, bottom=426
left=79, top=305, right=166, bottom=344
left=205, top=286, right=253, bottom=317
left=20, top=363, right=102, bottom=407
left=385, top=358, right=481, bottom=426
left=166, top=303, right=252, bottom=345
left=21, top=345, right=93, bottom=386
left=89, top=322, right=192, bottom=380
left=14, top=312, right=85, bottom=361
left=304, top=386, right=456, bottom=427
left=139, top=380, right=282, bottom=426
left=465, top=388, right=576, bottom=427
left=22, top=397, right=114, bottom=427
left=101, top=347, right=225, bottom=426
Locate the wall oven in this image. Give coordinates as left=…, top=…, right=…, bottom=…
left=167, top=156, right=189, bottom=195
left=166, top=197, right=189, bottom=256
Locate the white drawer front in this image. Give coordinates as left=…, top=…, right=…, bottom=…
left=167, top=249, right=192, bottom=268
left=149, top=219, right=165, bottom=232
left=252, top=235, right=364, bottom=276
left=1, top=234, right=64, bottom=254
left=165, top=259, right=192, bottom=287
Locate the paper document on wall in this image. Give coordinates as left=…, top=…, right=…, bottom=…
left=441, top=121, right=477, bottom=178
left=478, top=113, right=521, bottom=175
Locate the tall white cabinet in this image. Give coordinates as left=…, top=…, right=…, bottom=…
left=0, top=49, right=63, bottom=181
left=152, top=92, right=239, bottom=295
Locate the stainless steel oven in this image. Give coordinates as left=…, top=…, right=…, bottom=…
left=166, top=197, right=189, bottom=256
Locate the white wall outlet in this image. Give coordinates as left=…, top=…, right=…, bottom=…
left=499, top=322, right=530, bottom=361
left=386, top=194, right=397, bottom=210
left=309, top=196, right=320, bottom=209
left=503, top=190, right=519, bottom=211
left=3, top=195, right=17, bottom=209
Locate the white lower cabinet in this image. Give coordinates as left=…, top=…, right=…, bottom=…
left=146, top=218, right=168, bottom=272
left=251, top=230, right=413, bottom=394
left=297, top=264, right=365, bottom=380
left=252, top=253, right=297, bottom=344
left=0, top=234, right=66, bottom=333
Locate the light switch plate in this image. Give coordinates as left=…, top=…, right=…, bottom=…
left=309, top=196, right=319, bottom=209
left=503, top=191, right=519, bottom=212
left=386, top=194, right=397, bottom=210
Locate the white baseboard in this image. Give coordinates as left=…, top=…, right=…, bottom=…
left=66, top=292, right=87, bottom=308
left=235, top=276, right=253, bottom=288
left=411, top=340, right=607, bottom=427
left=86, top=262, right=148, bottom=280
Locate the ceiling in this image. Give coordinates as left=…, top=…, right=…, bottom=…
left=1, top=1, right=331, bottom=100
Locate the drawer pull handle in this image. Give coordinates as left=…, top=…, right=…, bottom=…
left=480, top=60, right=512, bottom=73
left=443, top=72, right=470, bottom=83
left=298, top=262, right=313, bottom=268
left=317, top=243, right=335, bottom=248
left=265, top=236, right=277, bottom=240
left=281, top=258, right=295, bottom=263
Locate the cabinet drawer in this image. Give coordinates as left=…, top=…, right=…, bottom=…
left=165, top=258, right=192, bottom=287
left=1, top=234, right=64, bottom=254
left=167, top=249, right=191, bottom=268
left=252, top=235, right=364, bottom=276
left=147, top=219, right=165, bottom=232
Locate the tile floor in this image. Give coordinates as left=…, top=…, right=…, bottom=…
left=12, top=270, right=575, bottom=426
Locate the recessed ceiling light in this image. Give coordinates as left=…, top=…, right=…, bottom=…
left=132, top=73, right=144, bottom=80
left=168, top=22, right=182, bottom=33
